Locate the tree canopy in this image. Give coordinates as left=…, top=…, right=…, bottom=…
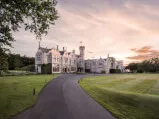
left=0, top=0, right=58, bottom=47
left=0, top=0, right=58, bottom=73
left=127, top=57, right=159, bottom=73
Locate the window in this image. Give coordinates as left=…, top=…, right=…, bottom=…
left=71, top=67, right=76, bottom=71
left=53, top=65, right=60, bottom=72
left=37, top=53, right=41, bottom=61
left=99, top=62, right=102, bottom=66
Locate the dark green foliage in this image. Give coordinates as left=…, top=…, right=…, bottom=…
left=137, top=63, right=144, bottom=73
left=0, top=0, right=58, bottom=72
left=41, top=63, right=52, bottom=74
left=0, top=48, right=8, bottom=74
left=16, top=65, right=35, bottom=72
left=7, top=53, right=35, bottom=70
left=110, top=69, right=121, bottom=73
left=0, top=0, right=58, bottom=48
left=127, top=57, right=159, bottom=73
left=85, top=69, right=91, bottom=73
left=101, top=70, right=106, bottom=74
left=127, top=63, right=138, bottom=72
left=110, top=69, right=115, bottom=73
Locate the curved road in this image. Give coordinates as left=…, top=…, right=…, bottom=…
left=13, top=74, right=115, bottom=119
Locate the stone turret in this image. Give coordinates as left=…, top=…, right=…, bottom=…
left=78, top=42, right=85, bottom=72
left=79, top=45, right=85, bottom=58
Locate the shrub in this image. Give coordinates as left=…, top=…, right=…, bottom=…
left=101, top=70, right=106, bottom=74
left=15, top=65, right=35, bottom=72
left=110, top=69, right=121, bottom=73
left=41, top=63, right=52, bottom=74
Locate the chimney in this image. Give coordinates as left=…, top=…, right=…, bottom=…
left=57, top=45, right=59, bottom=51
left=63, top=47, right=65, bottom=51
left=72, top=50, right=75, bottom=54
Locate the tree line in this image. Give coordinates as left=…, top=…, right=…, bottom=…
left=126, top=57, right=159, bottom=73
left=8, top=54, right=35, bottom=71
left=0, top=52, right=35, bottom=74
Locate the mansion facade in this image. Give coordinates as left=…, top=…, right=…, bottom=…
left=35, top=43, right=124, bottom=74
left=85, top=56, right=124, bottom=73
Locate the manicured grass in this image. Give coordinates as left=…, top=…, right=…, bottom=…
left=0, top=74, right=59, bottom=119
left=79, top=74, right=159, bottom=119
left=1, top=70, right=36, bottom=76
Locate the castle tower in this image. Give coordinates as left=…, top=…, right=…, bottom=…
left=78, top=42, right=85, bottom=72
left=79, top=45, right=85, bottom=58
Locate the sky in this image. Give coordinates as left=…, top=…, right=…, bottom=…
left=12, top=0, right=159, bottom=65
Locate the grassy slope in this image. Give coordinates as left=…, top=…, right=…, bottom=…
left=0, top=74, right=58, bottom=119
left=79, top=74, right=159, bottom=119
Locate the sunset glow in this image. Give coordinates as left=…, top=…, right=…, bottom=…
left=12, top=0, right=159, bottom=65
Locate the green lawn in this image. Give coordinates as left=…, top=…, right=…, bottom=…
left=79, top=74, right=159, bottom=119
left=0, top=74, right=58, bottom=119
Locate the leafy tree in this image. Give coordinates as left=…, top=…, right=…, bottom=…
left=127, top=63, right=138, bottom=72
left=137, top=63, right=144, bottom=73
left=8, top=54, right=16, bottom=70
left=150, top=58, right=159, bottom=72
left=0, top=48, right=8, bottom=74
left=0, top=0, right=58, bottom=73
left=14, top=54, right=23, bottom=68
left=8, top=53, right=35, bottom=70
left=127, top=57, right=159, bottom=73
left=110, top=69, right=121, bottom=73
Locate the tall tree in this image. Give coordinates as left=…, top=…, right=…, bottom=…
left=127, top=63, right=138, bottom=72
left=0, top=48, right=8, bottom=74
left=0, top=0, right=58, bottom=73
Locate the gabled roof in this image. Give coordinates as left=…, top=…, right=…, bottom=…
left=39, top=47, right=50, bottom=53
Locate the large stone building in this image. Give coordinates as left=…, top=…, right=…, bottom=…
left=35, top=43, right=124, bottom=73
left=35, top=43, right=85, bottom=73
left=85, top=56, right=124, bottom=73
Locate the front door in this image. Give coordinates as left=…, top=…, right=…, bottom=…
left=65, top=68, right=67, bottom=73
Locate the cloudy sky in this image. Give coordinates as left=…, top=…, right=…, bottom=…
left=12, top=0, right=159, bottom=65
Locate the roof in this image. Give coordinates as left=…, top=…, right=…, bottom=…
left=39, top=47, right=51, bottom=53
left=59, top=51, right=65, bottom=55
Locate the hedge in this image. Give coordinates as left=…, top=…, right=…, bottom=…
left=110, top=69, right=121, bottom=73
left=41, top=63, right=52, bottom=74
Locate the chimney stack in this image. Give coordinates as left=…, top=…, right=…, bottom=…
left=72, top=50, right=75, bottom=54
left=57, top=45, right=59, bottom=51
left=63, top=47, right=65, bottom=51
